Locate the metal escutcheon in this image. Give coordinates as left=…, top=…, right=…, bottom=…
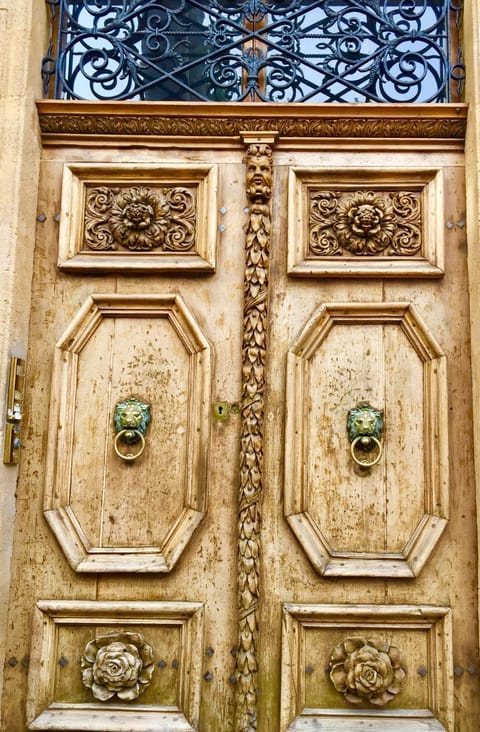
left=113, top=398, right=151, bottom=462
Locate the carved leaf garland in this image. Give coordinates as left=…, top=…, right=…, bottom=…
left=235, top=143, right=273, bottom=732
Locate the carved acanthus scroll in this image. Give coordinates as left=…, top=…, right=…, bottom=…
left=84, top=185, right=196, bottom=252
left=235, top=142, right=273, bottom=732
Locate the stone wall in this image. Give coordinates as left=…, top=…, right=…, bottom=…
left=0, top=0, right=47, bottom=703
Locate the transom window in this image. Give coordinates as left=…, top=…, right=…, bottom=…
left=43, top=0, right=464, bottom=102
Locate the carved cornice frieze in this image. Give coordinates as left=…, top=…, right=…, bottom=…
left=36, top=102, right=467, bottom=142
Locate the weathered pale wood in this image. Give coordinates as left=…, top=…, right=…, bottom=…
left=29, top=708, right=195, bottom=731
left=463, top=0, right=480, bottom=689
left=286, top=717, right=447, bottom=731
left=1, top=149, right=245, bottom=731
left=259, top=150, right=478, bottom=731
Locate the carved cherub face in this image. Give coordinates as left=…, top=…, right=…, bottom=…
left=246, top=155, right=272, bottom=199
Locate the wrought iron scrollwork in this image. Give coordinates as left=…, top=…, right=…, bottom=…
left=44, top=0, right=464, bottom=103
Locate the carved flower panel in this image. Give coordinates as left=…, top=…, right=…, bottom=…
left=328, top=636, right=407, bottom=706
left=58, top=163, right=218, bottom=272
left=309, top=189, right=422, bottom=257
left=84, top=185, right=196, bottom=253
left=81, top=632, right=155, bottom=702
left=287, top=167, right=444, bottom=277
left=281, top=604, right=453, bottom=731
left=27, top=600, right=204, bottom=731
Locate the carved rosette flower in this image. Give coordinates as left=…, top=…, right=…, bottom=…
left=328, top=637, right=407, bottom=706
left=81, top=632, right=154, bottom=702
left=335, top=192, right=396, bottom=254
left=109, top=186, right=170, bottom=251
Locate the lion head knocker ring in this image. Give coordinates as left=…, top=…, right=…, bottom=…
left=347, top=402, right=384, bottom=469
left=113, top=398, right=151, bottom=462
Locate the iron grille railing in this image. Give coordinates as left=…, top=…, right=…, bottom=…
left=43, top=0, right=464, bottom=103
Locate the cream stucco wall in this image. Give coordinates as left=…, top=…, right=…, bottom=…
left=0, top=0, right=47, bottom=704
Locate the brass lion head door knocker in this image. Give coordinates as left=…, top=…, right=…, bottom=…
left=347, top=402, right=384, bottom=469
left=113, top=397, right=151, bottom=462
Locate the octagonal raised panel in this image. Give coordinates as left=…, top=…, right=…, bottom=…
left=44, top=294, right=211, bottom=572
left=284, top=302, right=449, bottom=578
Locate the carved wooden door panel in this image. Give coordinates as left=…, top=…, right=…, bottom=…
left=1, top=144, right=248, bottom=731
left=260, top=142, right=480, bottom=731
left=1, top=105, right=479, bottom=732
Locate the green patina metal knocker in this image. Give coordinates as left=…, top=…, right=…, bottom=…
left=114, top=398, right=151, bottom=462
left=347, top=402, right=384, bottom=469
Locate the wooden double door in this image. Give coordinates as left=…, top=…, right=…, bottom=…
left=1, top=107, right=479, bottom=731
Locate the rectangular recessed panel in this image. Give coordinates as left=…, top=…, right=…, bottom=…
left=58, top=164, right=218, bottom=272
left=281, top=604, right=453, bottom=731
left=27, top=601, right=204, bottom=731
left=288, top=168, right=444, bottom=277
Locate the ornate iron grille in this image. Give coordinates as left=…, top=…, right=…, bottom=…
left=43, top=0, right=464, bottom=103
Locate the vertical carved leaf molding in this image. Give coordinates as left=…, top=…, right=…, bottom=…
left=235, top=135, right=276, bottom=732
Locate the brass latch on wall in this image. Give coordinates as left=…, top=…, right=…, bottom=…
left=3, top=356, right=25, bottom=464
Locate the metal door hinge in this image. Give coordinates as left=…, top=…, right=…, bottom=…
left=3, top=356, right=25, bottom=464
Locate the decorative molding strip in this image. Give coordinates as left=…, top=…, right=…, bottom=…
left=235, top=138, right=274, bottom=732
left=36, top=101, right=467, bottom=142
